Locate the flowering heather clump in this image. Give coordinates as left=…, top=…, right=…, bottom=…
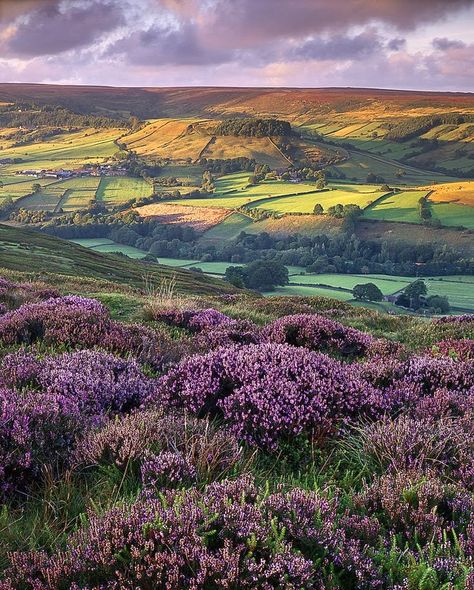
left=38, top=350, right=154, bottom=418
left=192, top=318, right=260, bottom=351
left=356, top=470, right=473, bottom=545
left=1, top=476, right=383, bottom=590
left=0, top=296, right=167, bottom=367
left=0, top=296, right=110, bottom=347
left=430, top=338, right=474, bottom=360
left=0, top=387, right=82, bottom=499
left=0, top=276, right=60, bottom=310
left=153, top=307, right=233, bottom=332
left=154, top=343, right=382, bottom=448
left=354, top=415, right=473, bottom=475
left=401, top=354, right=474, bottom=395
left=261, top=314, right=374, bottom=358
left=0, top=350, right=41, bottom=389
left=141, top=450, right=196, bottom=488
left=435, top=314, right=474, bottom=325
left=73, top=410, right=242, bottom=483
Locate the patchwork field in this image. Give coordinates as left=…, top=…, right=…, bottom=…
left=250, top=184, right=387, bottom=215
left=70, top=238, right=148, bottom=259
left=96, top=176, right=153, bottom=205
left=135, top=202, right=230, bottom=231
left=364, top=190, right=431, bottom=223
left=0, top=128, right=123, bottom=172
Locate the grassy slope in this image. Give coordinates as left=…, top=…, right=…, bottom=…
left=0, top=224, right=237, bottom=295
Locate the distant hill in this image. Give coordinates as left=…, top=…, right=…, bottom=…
left=0, top=224, right=236, bottom=295
left=1, top=84, right=473, bottom=120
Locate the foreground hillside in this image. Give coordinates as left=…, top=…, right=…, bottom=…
left=0, top=224, right=237, bottom=296
left=0, top=271, right=473, bottom=588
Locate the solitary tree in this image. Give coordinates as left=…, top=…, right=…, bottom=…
left=353, top=283, right=383, bottom=302
left=313, top=203, right=324, bottom=215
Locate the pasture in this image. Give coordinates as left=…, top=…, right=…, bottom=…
left=363, top=190, right=430, bottom=223
left=96, top=177, right=153, bottom=205
left=71, top=238, right=147, bottom=259
left=0, top=128, right=123, bottom=172
left=199, top=213, right=253, bottom=242
left=250, top=184, right=387, bottom=215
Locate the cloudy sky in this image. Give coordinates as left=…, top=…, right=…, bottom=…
left=0, top=0, right=474, bottom=90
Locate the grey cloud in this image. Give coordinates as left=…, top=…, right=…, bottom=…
left=110, top=22, right=234, bottom=66
left=387, top=38, right=406, bottom=51
left=432, top=37, right=466, bottom=51
left=290, top=30, right=383, bottom=61
left=4, top=1, right=125, bottom=56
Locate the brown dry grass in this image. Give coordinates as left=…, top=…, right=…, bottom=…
left=202, top=136, right=290, bottom=168
left=134, top=202, right=230, bottom=231
left=421, top=181, right=474, bottom=206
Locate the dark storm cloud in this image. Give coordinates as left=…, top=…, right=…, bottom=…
left=3, top=1, right=125, bottom=56
left=387, top=38, right=406, bottom=52
left=432, top=38, right=467, bottom=51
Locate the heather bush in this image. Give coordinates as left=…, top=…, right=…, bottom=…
left=152, top=307, right=233, bottom=331
left=74, top=410, right=243, bottom=484
left=0, top=276, right=60, bottom=311
left=261, top=314, right=374, bottom=358
left=192, top=318, right=260, bottom=351
left=356, top=470, right=473, bottom=546
left=1, top=476, right=382, bottom=590
left=141, top=450, right=196, bottom=488
left=348, top=415, right=473, bottom=476
left=154, top=343, right=382, bottom=449
left=37, top=350, right=155, bottom=417
left=0, top=387, right=83, bottom=499
left=430, top=338, right=474, bottom=360
left=0, top=296, right=168, bottom=368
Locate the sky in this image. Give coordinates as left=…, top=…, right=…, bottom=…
left=0, top=0, right=474, bottom=91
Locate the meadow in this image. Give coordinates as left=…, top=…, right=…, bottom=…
left=95, top=176, right=153, bottom=205
left=0, top=128, right=123, bottom=172
left=364, top=190, right=431, bottom=223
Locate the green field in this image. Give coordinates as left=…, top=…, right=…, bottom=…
left=289, top=273, right=411, bottom=294
left=96, top=177, right=153, bottom=205
left=431, top=202, right=474, bottom=229
left=251, top=184, right=386, bottom=214
left=71, top=238, right=147, bottom=259
left=169, top=179, right=324, bottom=209
left=424, top=277, right=474, bottom=311
left=364, top=190, right=430, bottom=223
left=268, top=285, right=355, bottom=300
left=0, top=128, right=123, bottom=173
left=200, top=213, right=253, bottom=242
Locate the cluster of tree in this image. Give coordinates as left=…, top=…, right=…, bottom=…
left=9, top=208, right=52, bottom=224
left=199, top=157, right=257, bottom=174
left=0, top=196, right=15, bottom=220
left=326, top=203, right=362, bottom=219
left=4, top=127, right=64, bottom=147
left=395, top=279, right=450, bottom=313
left=385, top=113, right=474, bottom=142
left=418, top=195, right=432, bottom=221
left=0, top=103, right=131, bottom=129
left=224, top=260, right=289, bottom=291
left=214, top=118, right=292, bottom=137
left=352, top=283, right=384, bottom=301
left=38, top=212, right=474, bottom=278
left=201, top=170, right=215, bottom=192
left=120, top=152, right=162, bottom=178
